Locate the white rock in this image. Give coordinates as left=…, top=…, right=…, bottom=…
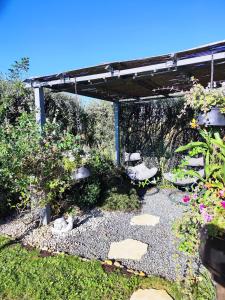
left=108, top=239, right=148, bottom=260
left=130, top=289, right=173, bottom=300
left=130, top=214, right=160, bottom=226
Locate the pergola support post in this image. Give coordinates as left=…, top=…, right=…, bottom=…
left=114, top=101, right=120, bottom=166
left=34, top=87, right=46, bottom=127
left=34, top=87, right=51, bottom=225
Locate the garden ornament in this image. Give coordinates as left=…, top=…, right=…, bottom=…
left=51, top=215, right=74, bottom=234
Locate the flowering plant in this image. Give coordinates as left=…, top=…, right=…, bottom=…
left=174, top=129, right=225, bottom=254
left=180, top=80, right=225, bottom=117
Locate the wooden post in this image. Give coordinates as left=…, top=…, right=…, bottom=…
left=114, top=101, right=120, bottom=165
left=34, top=87, right=50, bottom=225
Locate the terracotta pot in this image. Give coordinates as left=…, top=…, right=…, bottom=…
left=199, top=229, right=225, bottom=287
left=198, top=107, right=225, bottom=126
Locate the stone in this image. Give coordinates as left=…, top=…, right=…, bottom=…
left=108, top=239, right=148, bottom=260
left=104, top=260, right=113, bottom=265
left=114, top=261, right=122, bottom=268
left=130, top=214, right=160, bottom=226
left=127, top=269, right=135, bottom=273
left=130, top=289, right=173, bottom=300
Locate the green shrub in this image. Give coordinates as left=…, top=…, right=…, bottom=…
left=101, top=175, right=140, bottom=211
left=0, top=112, right=82, bottom=211
left=78, top=178, right=101, bottom=208
left=102, top=188, right=140, bottom=211
left=84, top=102, right=114, bottom=158
left=62, top=178, right=101, bottom=211
left=87, top=149, right=114, bottom=177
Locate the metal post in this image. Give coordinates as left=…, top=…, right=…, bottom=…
left=34, top=87, right=50, bottom=225
left=114, top=101, right=120, bottom=165
left=34, top=87, right=46, bottom=128
left=210, top=53, right=214, bottom=89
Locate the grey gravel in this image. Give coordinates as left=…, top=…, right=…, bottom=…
left=0, top=188, right=199, bottom=280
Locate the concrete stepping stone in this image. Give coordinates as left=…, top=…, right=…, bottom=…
left=108, top=239, right=148, bottom=260
left=130, top=214, right=160, bottom=226
left=130, top=289, right=173, bottom=300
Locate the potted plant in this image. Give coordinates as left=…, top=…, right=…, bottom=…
left=183, top=81, right=225, bottom=126
left=174, top=129, right=225, bottom=298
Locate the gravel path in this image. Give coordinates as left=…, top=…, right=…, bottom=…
left=0, top=188, right=196, bottom=280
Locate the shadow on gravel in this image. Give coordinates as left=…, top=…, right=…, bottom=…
left=75, top=208, right=104, bottom=227
left=0, top=220, right=39, bottom=251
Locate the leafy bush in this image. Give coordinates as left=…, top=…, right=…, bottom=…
left=81, top=179, right=101, bottom=207
left=84, top=102, right=114, bottom=157
left=0, top=71, right=33, bottom=124
left=102, top=188, right=140, bottom=211
left=101, top=175, right=140, bottom=211
left=87, top=149, right=114, bottom=176
left=70, top=178, right=102, bottom=209
left=0, top=112, right=81, bottom=211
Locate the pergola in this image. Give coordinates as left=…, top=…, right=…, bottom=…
left=25, top=40, right=225, bottom=165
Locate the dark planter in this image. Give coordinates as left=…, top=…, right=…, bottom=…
left=199, top=229, right=225, bottom=287
left=198, top=107, right=225, bottom=126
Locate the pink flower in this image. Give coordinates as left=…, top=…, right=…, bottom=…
left=202, top=210, right=213, bottom=223
left=182, top=195, right=190, bottom=203
left=192, top=193, right=198, bottom=200
left=219, top=190, right=225, bottom=198
left=199, top=204, right=206, bottom=213
left=220, top=201, right=225, bottom=209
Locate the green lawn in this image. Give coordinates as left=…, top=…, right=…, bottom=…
left=0, top=236, right=183, bottom=300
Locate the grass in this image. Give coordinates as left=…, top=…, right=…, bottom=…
left=0, top=236, right=183, bottom=300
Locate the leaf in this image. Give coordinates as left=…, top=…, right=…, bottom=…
left=222, top=163, right=225, bottom=184
left=175, top=142, right=207, bottom=153
left=205, top=158, right=221, bottom=180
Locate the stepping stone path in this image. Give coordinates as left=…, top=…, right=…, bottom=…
left=130, top=289, right=173, bottom=300
left=130, top=214, right=160, bottom=226
left=108, top=239, right=148, bottom=260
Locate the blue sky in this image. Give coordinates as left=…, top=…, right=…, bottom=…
left=0, top=0, right=225, bottom=78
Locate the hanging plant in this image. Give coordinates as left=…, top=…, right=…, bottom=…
left=179, top=79, right=225, bottom=126
left=184, top=80, right=225, bottom=114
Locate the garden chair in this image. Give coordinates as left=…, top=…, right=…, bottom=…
left=124, top=151, right=158, bottom=182
left=163, top=156, right=205, bottom=203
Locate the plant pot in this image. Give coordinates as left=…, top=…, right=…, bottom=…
left=198, top=107, right=225, bottom=126
left=199, top=229, right=225, bottom=287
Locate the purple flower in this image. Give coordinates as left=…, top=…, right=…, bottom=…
left=199, top=204, right=206, bottom=213
left=182, top=195, right=190, bottom=203
left=202, top=210, right=213, bottom=223
left=221, top=201, right=225, bottom=209
left=192, top=193, right=198, bottom=200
